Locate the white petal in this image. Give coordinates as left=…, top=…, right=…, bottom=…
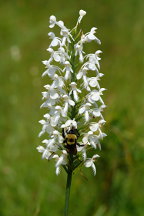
left=73, top=90, right=78, bottom=101
left=89, top=77, right=97, bottom=87
left=42, top=69, right=48, bottom=77
left=51, top=115, right=59, bottom=127
left=79, top=106, right=85, bottom=114
left=42, top=149, right=49, bottom=159
left=49, top=15, right=56, bottom=22
left=51, top=38, right=59, bottom=47
left=91, top=92, right=100, bottom=101
left=76, top=71, right=83, bottom=80
left=58, top=135, right=64, bottom=144
left=50, top=91, right=59, bottom=99
left=88, top=33, right=96, bottom=40
left=82, top=136, right=88, bottom=144
left=42, top=139, right=49, bottom=144
left=64, top=102, right=68, bottom=114
left=42, top=60, right=49, bottom=66
left=88, top=63, right=96, bottom=71
left=59, top=78, right=64, bottom=88
left=57, top=20, right=64, bottom=28
left=52, top=80, right=58, bottom=88
left=79, top=53, right=84, bottom=62
left=95, top=37, right=101, bottom=45
left=36, top=146, right=45, bottom=153
left=93, top=110, right=101, bottom=117
left=90, top=123, right=99, bottom=132
left=48, top=32, right=55, bottom=39
left=89, top=140, right=96, bottom=149
left=53, top=53, right=61, bottom=62
left=85, top=111, right=89, bottom=122
left=44, top=113, right=50, bottom=119
left=99, top=73, right=104, bottom=77
left=49, top=23, right=55, bottom=28
left=92, top=154, right=100, bottom=160
left=56, top=166, right=61, bottom=175
left=85, top=159, right=92, bottom=167
left=79, top=9, right=86, bottom=17
left=69, top=99, right=75, bottom=106
left=56, top=156, right=63, bottom=167
left=82, top=150, right=87, bottom=161
left=99, top=132, right=107, bottom=139
left=39, top=120, right=45, bottom=125
left=65, top=70, right=70, bottom=80
left=77, top=89, right=81, bottom=93
left=38, top=131, right=44, bottom=137
left=91, top=163, right=96, bottom=175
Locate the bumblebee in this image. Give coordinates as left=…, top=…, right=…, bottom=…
left=62, top=127, right=83, bottom=155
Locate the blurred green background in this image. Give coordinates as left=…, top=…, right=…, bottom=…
left=0, top=0, right=144, bottom=215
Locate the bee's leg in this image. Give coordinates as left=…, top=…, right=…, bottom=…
left=64, top=143, right=68, bottom=148
left=77, top=143, right=85, bottom=147
left=76, top=129, right=80, bottom=138
left=62, top=128, right=65, bottom=138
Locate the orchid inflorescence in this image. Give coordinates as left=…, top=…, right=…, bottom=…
left=37, top=10, right=106, bottom=176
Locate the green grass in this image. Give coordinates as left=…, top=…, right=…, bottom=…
left=0, top=0, right=144, bottom=215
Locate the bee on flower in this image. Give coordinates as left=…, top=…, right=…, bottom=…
left=37, top=9, right=106, bottom=176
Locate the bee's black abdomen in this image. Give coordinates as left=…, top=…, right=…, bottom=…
left=65, top=144, right=77, bottom=155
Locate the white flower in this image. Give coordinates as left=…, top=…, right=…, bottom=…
left=82, top=27, right=101, bottom=44
left=42, top=86, right=59, bottom=100
left=57, top=20, right=65, bottom=28
left=42, top=64, right=60, bottom=78
left=51, top=130, right=64, bottom=144
left=84, top=154, right=100, bottom=175
left=88, top=89, right=105, bottom=104
left=60, top=27, right=71, bottom=46
left=53, top=47, right=68, bottom=64
left=40, top=85, right=60, bottom=108
left=88, top=91, right=100, bottom=103
left=87, top=50, right=102, bottom=70
left=69, top=82, right=81, bottom=101
left=77, top=9, right=86, bottom=24
left=82, top=131, right=100, bottom=149
left=38, top=10, right=106, bottom=176
left=49, top=15, right=57, bottom=28
left=79, top=103, right=92, bottom=122
left=42, top=138, right=56, bottom=147
left=61, top=119, right=77, bottom=130
left=63, top=61, right=73, bottom=80
left=36, top=145, right=57, bottom=160
left=98, top=129, right=107, bottom=140
left=46, top=48, right=55, bottom=63
left=75, top=42, right=84, bottom=62
left=37, top=147, right=51, bottom=159
left=50, top=106, right=65, bottom=126
left=77, top=143, right=88, bottom=160
left=51, top=74, right=64, bottom=89
left=88, top=77, right=100, bottom=89
left=91, top=105, right=106, bottom=118
left=38, top=114, right=54, bottom=137
left=55, top=150, right=68, bottom=175
left=63, top=95, right=75, bottom=115
left=77, top=67, right=90, bottom=91
left=48, top=32, right=61, bottom=47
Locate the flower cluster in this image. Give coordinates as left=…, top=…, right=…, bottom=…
left=37, top=10, right=106, bottom=176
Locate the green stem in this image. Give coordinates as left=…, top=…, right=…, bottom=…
left=64, top=169, right=73, bottom=216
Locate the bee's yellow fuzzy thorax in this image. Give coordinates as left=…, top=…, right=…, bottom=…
left=66, top=134, right=77, bottom=145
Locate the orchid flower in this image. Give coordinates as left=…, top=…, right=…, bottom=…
left=37, top=10, right=107, bottom=215
left=37, top=9, right=106, bottom=180
left=84, top=154, right=100, bottom=175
